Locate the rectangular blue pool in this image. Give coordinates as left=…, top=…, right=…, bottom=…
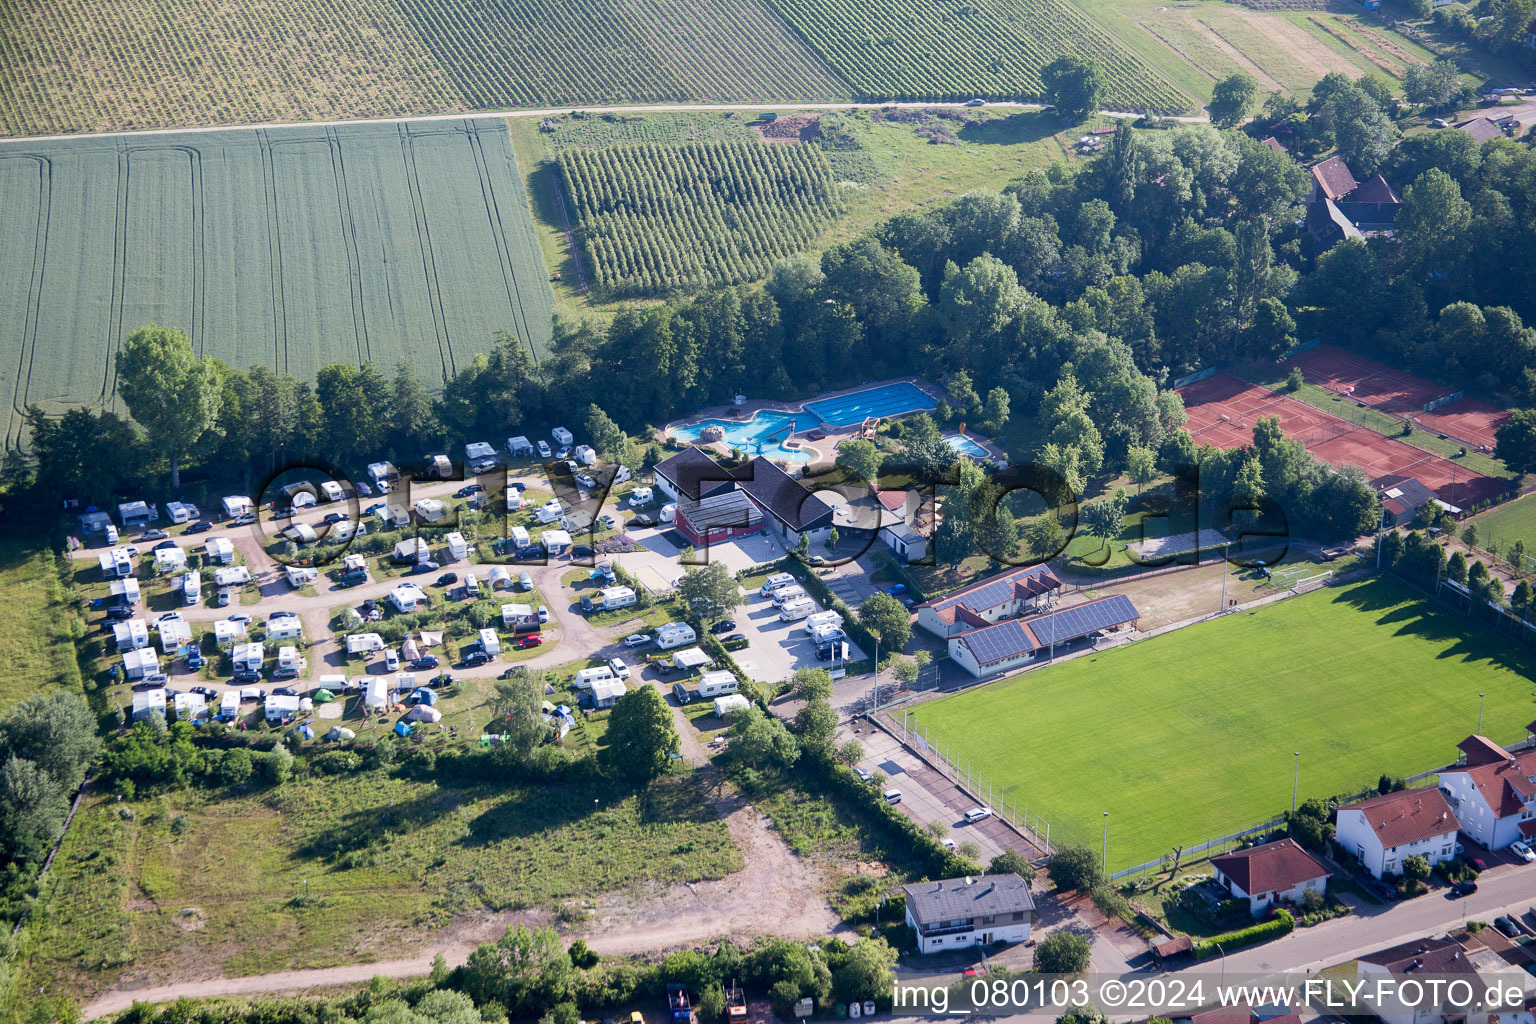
left=804, top=381, right=935, bottom=427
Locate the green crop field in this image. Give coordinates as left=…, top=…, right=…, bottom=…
left=0, top=120, right=551, bottom=447
left=558, top=140, right=843, bottom=298
left=763, top=0, right=1190, bottom=112
left=909, top=576, right=1536, bottom=870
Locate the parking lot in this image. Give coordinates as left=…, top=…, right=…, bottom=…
left=729, top=584, right=866, bottom=684
left=849, top=721, right=1040, bottom=864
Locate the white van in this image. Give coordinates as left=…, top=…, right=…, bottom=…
left=464, top=573, right=480, bottom=597
left=802, top=610, right=842, bottom=633
left=105, top=524, right=120, bottom=545
left=385, top=648, right=400, bottom=672
left=771, top=585, right=807, bottom=607
left=883, top=789, right=902, bottom=804
left=779, top=598, right=816, bottom=621
left=659, top=503, right=677, bottom=523
left=760, top=572, right=795, bottom=596
left=697, top=670, right=739, bottom=699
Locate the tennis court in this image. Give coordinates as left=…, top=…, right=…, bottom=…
left=1287, top=344, right=1508, bottom=451
left=1178, top=374, right=1508, bottom=506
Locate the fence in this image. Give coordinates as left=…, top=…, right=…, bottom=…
left=1109, top=818, right=1284, bottom=882
left=1423, top=391, right=1464, bottom=413
left=1281, top=337, right=1322, bottom=359
left=1172, top=366, right=1219, bottom=390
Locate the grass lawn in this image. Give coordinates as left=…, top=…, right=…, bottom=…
left=1469, top=495, right=1536, bottom=559
left=0, top=537, right=82, bottom=712
left=909, top=576, right=1536, bottom=870
left=20, top=771, right=739, bottom=999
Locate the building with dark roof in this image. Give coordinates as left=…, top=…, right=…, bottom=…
left=651, top=448, right=834, bottom=549
left=1455, top=116, right=1508, bottom=144
left=1374, top=475, right=1449, bottom=526
left=1438, top=730, right=1536, bottom=851
left=1336, top=788, right=1461, bottom=878
left=1210, top=838, right=1329, bottom=916
left=1355, top=936, right=1484, bottom=1024
left=948, top=594, right=1140, bottom=677
left=901, top=873, right=1034, bottom=954
left=1306, top=157, right=1403, bottom=248
left=916, top=565, right=1063, bottom=638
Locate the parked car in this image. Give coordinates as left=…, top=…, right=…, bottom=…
left=1447, top=880, right=1478, bottom=898
left=607, top=656, right=630, bottom=680
left=215, top=589, right=233, bottom=607
left=571, top=544, right=593, bottom=558
left=1470, top=855, right=1488, bottom=871
left=720, top=633, right=748, bottom=650
left=710, top=619, right=736, bottom=634
left=631, top=514, right=657, bottom=527
left=580, top=595, right=594, bottom=612
left=963, top=807, right=993, bottom=824
left=459, top=649, right=490, bottom=668
left=514, top=634, right=542, bottom=650
left=410, top=561, right=442, bottom=574
left=623, top=633, right=651, bottom=647
left=272, top=508, right=297, bottom=521
left=455, top=484, right=484, bottom=498
left=1511, top=840, right=1535, bottom=863
left=106, top=605, right=135, bottom=621
left=853, top=767, right=871, bottom=782
left=153, top=539, right=179, bottom=551
left=537, top=605, right=549, bottom=623
left=1495, top=916, right=1523, bottom=938
left=323, top=511, right=347, bottom=524
left=185, top=649, right=204, bottom=669
left=191, top=685, right=218, bottom=698
left=272, top=684, right=300, bottom=695
left=436, top=572, right=459, bottom=587
left=356, top=481, right=373, bottom=497
left=141, top=529, right=168, bottom=541
left=411, top=655, right=440, bottom=670
left=517, top=572, right=533, bottom=590
left=186, top=520, right=214, bottom=534
left=227, top=613, right=252, bottom=625
left=230, top=513, right=257, bottom=526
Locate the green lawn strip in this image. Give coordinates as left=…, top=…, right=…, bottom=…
left=910, top=576, right=1536, bottom=870
left=0, top=538, right=84, bottom=711
left=1468, top=495, right=1536, bottom=559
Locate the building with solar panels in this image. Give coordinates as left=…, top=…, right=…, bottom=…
left=915, top=565, right=1063, bottom=639
left=949, top=594, right=1140, bottom=677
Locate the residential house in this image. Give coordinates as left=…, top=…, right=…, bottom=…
left=901, top=873, right=1034, bottom=954
left=1210, top=838, right=1329, bottom=916
left=1336, top=787, right=1461, bottom=878
left=916, top=565, right=1063, bottom=638
left=1306, top=156, right=1403, bottom=246
left=1356, top=937, right=1479, bottom=1024
left=675, top=489, right=763, bottom=547
left=876, top=489, right=933, bottom=562
left=946, top=593, right=1139, bottom=677
left=1438, top=729, right=1536, bottom=850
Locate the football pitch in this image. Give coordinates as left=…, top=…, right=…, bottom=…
left=908, top=576, right=1536, bottom=871
left=0, top=119, right=552, bottom=449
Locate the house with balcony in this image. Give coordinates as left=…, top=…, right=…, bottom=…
left=1438, top=728, right=1536, bottom=851
left=915, top=565, right=1062, bottom=639
left=901, top=873, right=1034, bottom=954
left=1336, top=787, right=1461, bottom=879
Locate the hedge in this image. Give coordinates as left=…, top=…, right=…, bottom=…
left=1192, top=908, right=1294, bottom=959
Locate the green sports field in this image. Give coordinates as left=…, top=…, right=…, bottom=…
left=0, top=119, right=552, bottom=448
left=909, top=576, right=1536, bottom=871
left=1470, top=495, right=1536, bottom=561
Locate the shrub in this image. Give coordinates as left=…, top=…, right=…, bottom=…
left=1047, top=845, right=1103, bottom=892
left=312, top=750, right=363, bottom=775
left=1192, top=909, right=1294, bottom=959
left=1033, top=931, right=1092, bottom=973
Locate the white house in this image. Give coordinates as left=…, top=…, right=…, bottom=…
left=154, top=546, right=187, bottom=575
left=947, top=595, right=1139, bottom=679
left=231, top=642, right=265, bottom=675
left=264, top=694, right=301, bottom=722
left=118, top=500, right=156, bottom=527
left=1210, top=839, right=1329, bottom=916
left=1438, top=730, right=1536, bottom=851
left=902, top=874, right=1035, bottom=955
left=113, top=618, right=150, bottom=651
left=389, top=583, right=428, bottom=613
left=444, top=532, right=469, bottom=561
left=131, top=688, right=167, bottom=722
left=1336, top=788, right=1461, bottom=879
left=266, top=613, right=303, bottom=642
left=221, top=495, right=254, bottom=519
left=157, top=618, right=193, bottom=655
left=875, top=489, right=933, bottom=562
left=165, top=500, right=199, bottom=524
left=122, top=647, right=159, bottom=680
left=203, top=536, right=235, bottom=565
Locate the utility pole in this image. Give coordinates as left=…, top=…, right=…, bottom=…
left=1292, top=751, right=1301, bottom=813
left=1376, top=506, right=1387, bottom=569
left=1478, top=692, right=1485, bottom=734
left=872, top=635, right=879, bottom=714
left=1220, top=558, right=1228, bottom=610
left=1102, top=811, right=1110, bottom=878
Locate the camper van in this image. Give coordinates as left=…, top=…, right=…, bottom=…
left=181, top=571, right=201, bottom=606
left=760, top=573, right=796, bottom=596
left=655, top=622, right=697, bottom=650
left=802, top=611, right=843, bottom=634
left=779, top=598, right=816, bottom=621
left=320, top=480, right=344, bottom=503
left=660, top=503, right=677, bottom=523
left=574, top=665, right=616, bottom=689
left=770, top=585, right=807, bottom=607
left=464, top=573, right=480, bottom=597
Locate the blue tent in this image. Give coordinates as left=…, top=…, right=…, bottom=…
left=411, top=687, right=437, bottom=706
left=394, top=721, right=413, bottom=737
left=289, top=724, right=314, bottom=740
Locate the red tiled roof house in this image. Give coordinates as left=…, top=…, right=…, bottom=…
left=1438, top=728, right=1536, bottom=851
left=1335, top=788, right=1460, bottom=879
left=1210, top=838, right=1329, bottom=916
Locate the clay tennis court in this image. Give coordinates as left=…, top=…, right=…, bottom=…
left=1286, top=344, right=1508, bottom=451
left=1178, top=374, right=1507, bottom=506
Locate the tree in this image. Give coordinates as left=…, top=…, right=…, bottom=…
left=835, top=438, right=884, bottom=483
left=1027, top=514, right=1068, bottom=561
left=1081, top=496, right=1126, bottom=551
left=1447, top=550, right=1468, bottom=585
left=1462, top=523, right=1480, bottom=549
left=1402, top=854, right=1431, bottom=885
left=116, top=325, right=223, bottom=490
left=676, top=563, right=743, bottom=625
left=1042, top=55, right=1106, bottom=121
left=488, top=673, right=550, bottom=760
left=1402, top=60, right=1463, bottom=110
left=461, top=924, right=575, bottom=1018
left=2, top=690, right=99, bottom=794
left=1496, top=409, right=1536, bottom=475
left=835, top=739, right=864, bottom=766
left=1398, top=169, right=1473, bottom=276
left=1033, top=931, right=1092, bottom=974
left=1047, top=845, right=1103, bottom=892
left=1126, top=446, right=1156, bottom=494
left=1210, top=73, right=1260, bottom=127
left=725, top=707, right=799, bottom=770
left=794, top=699, right=839, bottom=755
left=790, top=667, right=833, bottom=703
left=1247, top=298, right=1297, bottom=361
left=585, top=403, right=628, bottom=461
left=988, top=848, right=1037, bottom=884
left=858, top=592, right=912, bottom=653
left=600, top=686, right=678, bottom=783
left=983, top=387, right=1011, bottom=433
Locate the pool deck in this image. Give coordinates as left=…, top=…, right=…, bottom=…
left=661, top=376, right=942, bottom=475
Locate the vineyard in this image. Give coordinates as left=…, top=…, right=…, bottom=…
left=0, top=120, right=552, bottom=448
left=762, top=0, right=1190, bottom=112
left=557, top=141, right=843, bottom=298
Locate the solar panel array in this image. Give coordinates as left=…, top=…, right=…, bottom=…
left=932, top=565, right=1054, bottom=614
left=1027, top=595, right=1139, bottom=647
left=959, top=620, right=1036, bottom=665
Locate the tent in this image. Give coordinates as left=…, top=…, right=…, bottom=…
left=411, top=687, right=437, bottom=705
left=394, top=722, right=413, bottom=737
left=326, top=726, right=356, bottom=742
left=312, top=689, right=336, bottom=703
left=410, top=705, right=443, bottom=723
left=289, top=724, right=314, bottom=740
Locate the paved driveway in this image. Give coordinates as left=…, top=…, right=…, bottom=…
left=730, top=587, right=867, bottom=684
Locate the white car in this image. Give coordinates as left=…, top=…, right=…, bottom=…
left=1511, top=840, right=1536, bottom=863
left=963, top=807, right=993, bottom=824
left=622, top=633, right=651, bottom=648
left=941, top=837, right=956, bottom=849
left=607, top=656, right=631, bottom=680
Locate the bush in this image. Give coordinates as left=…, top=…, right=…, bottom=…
left=1047, top=845, right=1103, bottom=892
left=1033, top=931, right=1091, bottom=973
left=770, top=979, right=802, bottom=1018
left=1192, top=909, right=1294, bottom=959
left=312, top=750, right=363, bottom=775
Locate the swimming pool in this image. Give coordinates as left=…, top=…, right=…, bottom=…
left=804, top=381, right=936, bottom=428
left=944, top=434, right=990, bottom=459
left=670, top=410, right=819, bottom=462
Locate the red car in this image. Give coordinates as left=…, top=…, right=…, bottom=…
left=514, top=634, right=542, bottom=650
